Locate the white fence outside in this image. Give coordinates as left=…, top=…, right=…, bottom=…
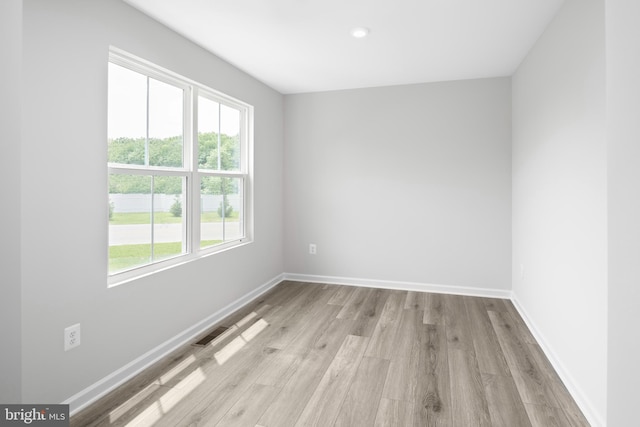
left=109, top=194, right=241, bottom=213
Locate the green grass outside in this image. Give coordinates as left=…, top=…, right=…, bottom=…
left=109, top=240, right=221, bottom=273
left=110, top=211, right=239, bottom=225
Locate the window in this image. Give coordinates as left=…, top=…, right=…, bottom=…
left=108, top=49, right=252, bottom=284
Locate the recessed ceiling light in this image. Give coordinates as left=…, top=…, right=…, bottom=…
left=350, top=27, right=370, bottom=39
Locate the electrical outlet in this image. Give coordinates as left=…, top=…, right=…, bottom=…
left=309, top=243, right=317, bottom=255
left=64, top=323, right=81, bottom=351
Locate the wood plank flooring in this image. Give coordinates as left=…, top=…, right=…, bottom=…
left=71, top=281, right=590, bottom=427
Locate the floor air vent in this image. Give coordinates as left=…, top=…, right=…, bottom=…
left=193, top=326, right=229, bottom=346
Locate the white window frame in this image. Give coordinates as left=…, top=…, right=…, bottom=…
left=108, top=48, right=253, bottom=286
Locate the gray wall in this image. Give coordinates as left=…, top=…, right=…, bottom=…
left=0, top=0, right=23, bottom=404
left=20, top=0, right=283, bottom=406
left=512, top=0, right=607, bottom=424
left=606, top=0, right=640, bottom=425
left=284, top=78, right=512, bottom=291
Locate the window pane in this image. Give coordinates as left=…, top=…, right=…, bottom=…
left=220, top=104, right=241, bottom=171
left=200, top=176, right=243, bottom=249
left=153, top=176, right=187, bottom=261
left=109, top=174, right=152, bottom=273
left=109, top=174, right=187, bottom=274
left=198, top=96, right=220, bottom=170
left=149, top=78, right=184, bottom=167
left=108, top=63, right=147, bottom=165
left=200, top=176, right=223, bottom=248
left=222, top=177, right=244, bottom=240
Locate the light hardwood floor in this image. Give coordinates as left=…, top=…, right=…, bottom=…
left=71, top=281, right=590, bottom=427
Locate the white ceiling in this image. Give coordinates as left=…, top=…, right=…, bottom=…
left=124, top=0, right=564, bottom=94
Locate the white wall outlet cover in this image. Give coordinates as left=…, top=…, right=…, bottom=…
left=64, top=323, right=81, bottom=351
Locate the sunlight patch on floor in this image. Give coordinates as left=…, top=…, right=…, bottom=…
left=214, top=318, right=270, bottom=365
left=158, top=354, right=197, bottom=385
left=123, top=368, right=206, bottom=427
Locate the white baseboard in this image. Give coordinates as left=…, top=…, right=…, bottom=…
left=510, top=295, right=604, bottom=427
left=283, top=272, right=512, bottom=299
left=65, top=273, right=285, bottom=416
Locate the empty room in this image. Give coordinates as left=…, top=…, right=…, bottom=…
left=1, top=0, right=638, bottom=426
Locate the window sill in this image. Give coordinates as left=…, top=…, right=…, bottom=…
left=107, top=239, right=252, bottom=288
